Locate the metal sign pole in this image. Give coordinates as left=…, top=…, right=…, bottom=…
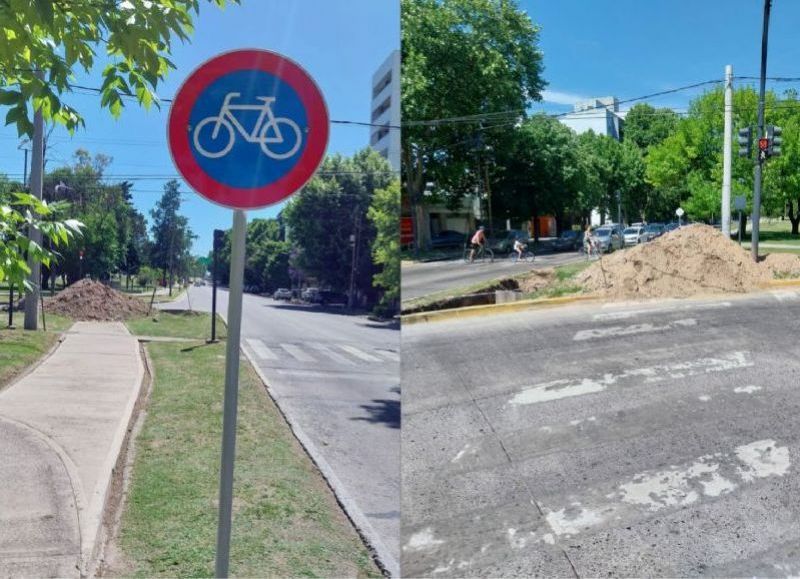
left=215, top=209, right=247, bottom=578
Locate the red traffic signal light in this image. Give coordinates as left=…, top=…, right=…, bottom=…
left=758, top=137, right=769, bottom=151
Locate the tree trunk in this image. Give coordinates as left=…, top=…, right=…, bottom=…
left=532, top=205, right=540, bottom=242
left=788, top=198, right=800, bottom=235
left=739, top=212, right=748, bottom=238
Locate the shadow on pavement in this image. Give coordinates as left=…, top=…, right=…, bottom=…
left=353, top=398, right=400, bottom=429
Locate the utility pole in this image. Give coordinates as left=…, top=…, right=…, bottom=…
left=751, top=0, right=772, bottom=261
left=24, top=71, right=45, bottom=331
left=722, top=64, right=733, bottom=238
left=347, top=213, right=361, bottom=310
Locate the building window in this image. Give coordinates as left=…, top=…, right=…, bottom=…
left=372, top=70, right=392, bottom=99
left=372, top=96, right=391, bottom=122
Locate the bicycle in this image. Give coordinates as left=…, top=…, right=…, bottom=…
left=581, top=239, right=601, bottom=261
left=510, top=249, right=535, bottom=263
left=193, top=92, right=302, bottom=160
left=463, top=244, right=494, bottom=263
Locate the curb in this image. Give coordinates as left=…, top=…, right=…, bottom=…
left=761, top=278, right=800, bottom=288
left=402, top=294, right=598, bottom=325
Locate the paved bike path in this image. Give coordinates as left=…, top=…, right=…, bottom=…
left=0, top=322, right=143, bottom=577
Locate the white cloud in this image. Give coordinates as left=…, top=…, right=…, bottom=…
left=541, top=89, right=590, bottom=106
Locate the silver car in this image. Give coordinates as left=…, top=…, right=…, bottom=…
left=623, top=226, right=647, bottom=246
left=593, top=227, right=624, bottom=252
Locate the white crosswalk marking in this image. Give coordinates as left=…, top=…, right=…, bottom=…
left=308, top=343, right=355, bottom=365
left=245, top=338, right=277, bottom=360
left=375, top=349, right=400, bottom=362
left=280, top=343, right=315, bottom=362
left=338, top=344, right=381, bottom=362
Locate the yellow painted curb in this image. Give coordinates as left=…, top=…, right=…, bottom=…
left=760, top=278, right=800, bottom=288
left=402, top=294, right=598, bottom=325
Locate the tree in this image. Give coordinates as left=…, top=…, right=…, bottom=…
left=0, top=192, right=83, bottom=291
left=150, top=180, right=193, bottom=294
left=0, top=0, right=238, bottom=137
left=623, top=103, right=680, bottom=151
left=284, top=149, right=393, bottom=305
left=368, top=180, right=400, bottom=314
left=402, top=0, right=546, bottom=247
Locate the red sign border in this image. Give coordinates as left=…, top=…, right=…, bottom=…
left=168, top=49, right=329, bottom=210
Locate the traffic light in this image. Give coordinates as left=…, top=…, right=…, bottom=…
left=737, top=127, right=752, bottom=158
left=766, top=125, right=782, bottom=157
left=213, top=229, right=225, bottom=251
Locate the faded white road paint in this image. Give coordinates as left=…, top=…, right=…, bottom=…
left=541, top=440, right=790, bottom=539
left=734, top=385, right=762, bottom=394
left=404, top=527, right=446, bottom=552
left=510, top=351, right=752, bottom=406
left=573, top=318, right=696, bottom=341
left=699, top=395, right=711, bottom=402
left=451, top=443, right=476, bottom=463
left=736, top=439, right=791, bottom=481
left=771, top=290, right=800, bottom=302
left=593, top=301, right=731, bottom=321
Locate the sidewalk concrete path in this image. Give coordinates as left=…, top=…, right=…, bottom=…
left=0, top=322, right=143, bottom=577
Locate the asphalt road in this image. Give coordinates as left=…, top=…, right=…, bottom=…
left=163, top=286, right=400, bottom=576
left=402, top=291, right=800, bottom=577
left=401, top=250, right=585, bottom=303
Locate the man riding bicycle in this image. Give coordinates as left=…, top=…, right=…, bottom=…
left=513, top=237, right=526, bottom=261
left=469, top=226, right=487, bottom=262
left=584, top=224, right=599, bottom=257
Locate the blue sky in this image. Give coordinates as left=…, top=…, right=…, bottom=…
left=525, top=0, right=800, bottom=114
left=0, top=0, right=399, bottom=255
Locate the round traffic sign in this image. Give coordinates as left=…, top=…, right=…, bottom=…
left=168, top=49, right=329, bottom=209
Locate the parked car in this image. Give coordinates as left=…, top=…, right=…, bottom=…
left=301, top=287, right=320, bottom=302
left=273, top=287, right=292, bottom=300
left=552, top=230, right=584, bottom=251
left=490, top=229, right=531, bottom=254
left=664, top=222, right=680, bottom=232
left=643, top=223, right=666, bottom=241
left=623, top=226, right=647, bottom=246
left=429, top=230, right=466, bottom=249
left=593, top=226, right=624, bottom=252
left=319, top=290, right=347, bottom=305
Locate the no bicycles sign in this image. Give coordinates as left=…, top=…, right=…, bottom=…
left=168, top=49, right=329, bottom=209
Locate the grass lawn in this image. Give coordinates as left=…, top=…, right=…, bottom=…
left=0, top=312, right=73, bottom=388
left=126, top=310, right=227, bottom=340
left=117, top=312, right=378, bottom=578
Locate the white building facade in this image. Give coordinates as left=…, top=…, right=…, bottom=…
left=369, top=50, right=401, bottom=172
left=559, top=96, right=624, bottom=226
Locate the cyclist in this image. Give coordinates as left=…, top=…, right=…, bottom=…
left=512, top=237, right=526, bottom=262
left=469, top=226, right=487, bottom=262
left=583, top=224, right=598, bottom=258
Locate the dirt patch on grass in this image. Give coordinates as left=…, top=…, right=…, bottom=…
left=761, top=252, right=800, bottom=278
left=45, top=279, right=149, bottom=320
left=517, top=268, right=556, bottom=293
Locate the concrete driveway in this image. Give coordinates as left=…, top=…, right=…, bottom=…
left=402, top=291, right=800, bottom=576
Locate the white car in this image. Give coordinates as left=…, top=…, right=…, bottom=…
left=273, top=288, right=292, bottom=300
left=593, top=226, right=624, bottom=252
left=623, top=226, right=647, bottom=246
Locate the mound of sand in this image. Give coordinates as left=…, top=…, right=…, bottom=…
left=761, top=252, right=800, bottom=278
left=576, top=224, right=772, bottom=299
left=517, top=268, right=556, bottom=293
left=45, top=279, right=150, bottom=320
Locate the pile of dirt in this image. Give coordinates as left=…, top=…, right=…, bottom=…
left=576, top=224, right=771, bottom=299
left=761, top=252, right=800, bottom=278
left=45, top=279, right=150, bottom=320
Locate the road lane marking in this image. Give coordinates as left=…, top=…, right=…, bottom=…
left=338, top=345, right=381, bottom=362
left=573, top=318, right=696, bottom=341
left=403, top=527, right=445, bottom=552
left=541, top=439, right=790, bottom=539
left=245, top=338, right=277, bottom=360
left=593, top=301, right=731, bottom=321
left=375, top=349, right=400, bottom=362
left=509, top=351, right=753, bottom=406
left=307, top=343, right=355, bottom=365
left=734, top=385, right=762, bottom=394
left=771, top=290, right=799, bottom=302
left=280, top=343, right=315, bottom=362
